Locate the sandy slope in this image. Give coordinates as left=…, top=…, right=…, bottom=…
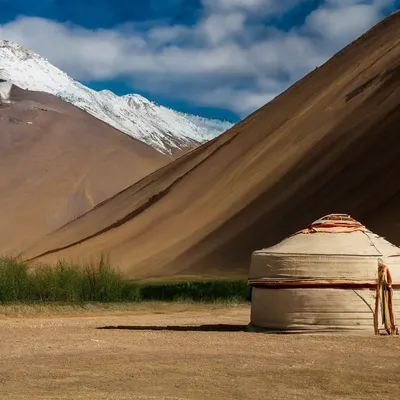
left=22, top=13, right=400, bottom=278
left=0, top=86, right=170, bottom=255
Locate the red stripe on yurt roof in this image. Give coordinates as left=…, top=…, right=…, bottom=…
left=299, top=214, right=368, bottom=234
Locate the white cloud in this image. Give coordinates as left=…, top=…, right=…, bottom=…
left=198, top=87, right=277, bottom=115
left=0, top=0, right=396, bottom=117
left=197, top=12, right=246, bottom=45
left=201, top=0, right=302, bottom=15
left=146, top=25, right=190, bottom=46
left=306, top=3, right=383, bottom=44
left=202, top=0, right=269, bottom=11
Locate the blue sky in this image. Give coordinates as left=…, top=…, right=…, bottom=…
left=0, top=0, right=398, bottom=121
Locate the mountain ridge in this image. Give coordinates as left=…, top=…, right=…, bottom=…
left=0, top=39, right=233, bottom=155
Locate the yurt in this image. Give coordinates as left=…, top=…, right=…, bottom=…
left=248, top=214, right=400, bottom=334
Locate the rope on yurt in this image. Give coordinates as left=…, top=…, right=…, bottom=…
left=374, top=260, right=399, bottom=336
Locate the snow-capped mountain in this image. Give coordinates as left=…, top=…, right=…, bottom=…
left=0, top=40, right=233, bottom=155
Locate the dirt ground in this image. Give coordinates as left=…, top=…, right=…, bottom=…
left=0, top=303, right=400, bottom=400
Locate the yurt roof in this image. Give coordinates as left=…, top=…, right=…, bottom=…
left=254, top=214, right=400, bottom=258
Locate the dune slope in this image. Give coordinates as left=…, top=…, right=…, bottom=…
left=0, top=86, right=170, bottom=254
left=22, top=13, right=400, bottom=279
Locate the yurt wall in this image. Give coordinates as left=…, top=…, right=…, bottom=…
left=250, top=287, right=400, bottom=332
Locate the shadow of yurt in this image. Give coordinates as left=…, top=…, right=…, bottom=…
left=247, top=214, right=400, bottom=335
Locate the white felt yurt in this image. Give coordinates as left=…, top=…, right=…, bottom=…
left=248, top=214, right=400, bottom=334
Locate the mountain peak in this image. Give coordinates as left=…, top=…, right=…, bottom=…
left=122, top=93, right=154, bottom=108
left=0, top=39, right=41, bottom=60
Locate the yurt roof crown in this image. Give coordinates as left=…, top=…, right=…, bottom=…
left=253, top=213, right=400, bottom=258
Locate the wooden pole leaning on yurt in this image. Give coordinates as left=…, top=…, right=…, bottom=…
left=374, top=259, right=399, bottom=336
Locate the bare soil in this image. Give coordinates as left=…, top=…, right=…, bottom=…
left=0, top=303, right=399, bottom=400
left=0, top=85, right=169, bottom=256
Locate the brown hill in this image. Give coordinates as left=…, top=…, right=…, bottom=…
left=0, top=86, right=170, bottom=255
left=22, top=12, right=400, bottom=280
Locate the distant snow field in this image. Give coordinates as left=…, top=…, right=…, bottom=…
left=0, top=39, right=233, bottom=154
left=0, top=79, right=12, bottom=102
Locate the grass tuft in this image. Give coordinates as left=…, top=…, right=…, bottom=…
left=140, top=280, right=251, bottom=303
left=0, top=257, right=250, bottom=304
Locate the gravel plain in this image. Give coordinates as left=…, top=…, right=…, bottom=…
left=0, top=303, right=400, bottom=400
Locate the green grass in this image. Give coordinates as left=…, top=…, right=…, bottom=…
left=0, top=256, right=141, bottom=302
left=140, top=281, right=251, bottom=303
left=0, top=257, right=251, bottom=304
